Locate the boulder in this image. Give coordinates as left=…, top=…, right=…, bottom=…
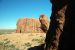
left=39, top=14, right=50, bottom=33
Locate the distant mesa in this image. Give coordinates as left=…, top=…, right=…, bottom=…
left=16, top=14, right=50, bottom=33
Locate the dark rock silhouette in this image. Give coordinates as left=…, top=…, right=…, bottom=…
left=39, top=14, right=50, bottom=33
left=45, top=0, right=75, bottom=50
left=28, top=44, right=45, bottom=50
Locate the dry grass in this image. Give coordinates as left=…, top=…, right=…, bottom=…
left=0, top=32, right=46, bottom=50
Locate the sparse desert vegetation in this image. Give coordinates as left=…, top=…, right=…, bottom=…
left=0, top=29, right=15, bottom=35
left=0, top=30, right=46, bottom=50
left=0, top=38, right=19, bottom=50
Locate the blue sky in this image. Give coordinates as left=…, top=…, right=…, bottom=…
left=0, top=0, right=52, bottom=29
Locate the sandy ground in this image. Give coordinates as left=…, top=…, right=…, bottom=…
left=0, top=32, right=46, bottom=50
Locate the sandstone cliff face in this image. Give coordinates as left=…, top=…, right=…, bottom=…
left=16, top=18, right=44, bottom=33
left=16, top=16, right=50, bottom=33
left=45, top=0, right=75, bottom=50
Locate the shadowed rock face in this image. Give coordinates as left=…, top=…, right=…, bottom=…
left=45, top=0, right=75, bottom=50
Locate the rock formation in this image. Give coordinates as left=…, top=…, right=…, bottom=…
left=16, top=16, right=50, bottom=33
left=45, top=0, right=75, bottom=50
left=16, top=18, right=44, bottom=33
left=39, top=14, right=50, bottom=33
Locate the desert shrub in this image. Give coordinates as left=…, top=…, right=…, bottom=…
left=23, top=42, right=31, bottom=47
left=37, top=38, right=44, bottom=44
left=32, top=38, right=39, bottom=41
left=32, top=38, right=45, bottom=44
